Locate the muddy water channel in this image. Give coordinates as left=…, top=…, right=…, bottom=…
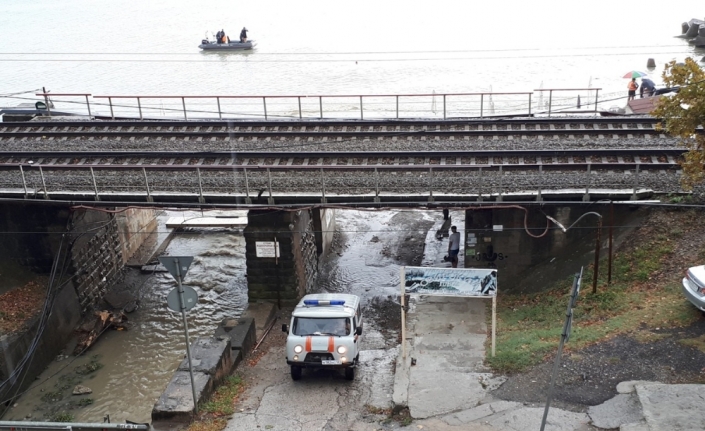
left=6, top=211, right=248, bottom=424
left=6, top=209, right=440, bottom=424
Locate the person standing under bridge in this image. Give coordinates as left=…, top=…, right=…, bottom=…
left=448, top=226, right=460, bottom=268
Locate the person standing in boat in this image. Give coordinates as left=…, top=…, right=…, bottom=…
left=216, top=30, right=223, bottom=44
left=240, top=27, right=248, bottom=43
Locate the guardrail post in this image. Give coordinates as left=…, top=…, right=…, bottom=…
left=528, top=93, right=532, bottom=117
left=536, top=165, right=542, bottom=201
left=137, top=97, right=143, bottom=120
left=480, top=94, right=484, bottom=118
left=217, top=97, right=222, bottom=120
left=583, top=164, right=591, bottom=201
left=263, top=97, right=268, bottom=120
left=298, top=97, right=302, bottom=119
left=197, top=167, right=205, bottom=203
left=319, top=96, right=323, bottom=119
left=38, top=166, right=48, bottom=199
left=85, top=95, right=92, bottom=117
left=374, top=167, right=380, bottom=203
left=243, top=168, right=252, bottom=204
left=267, top=168, right=274, bottom=204
left=548, top=90, right=553, bottom=117
left=443, top=94, right=446, bottom=120
left=181, top=97, right=188, bottom=120
left=360, top=96, right=363, bottom=120
left=19, top=166, right=28, bottom=199
left=631, top=164, right=640, bottom=200
left=142, top=167, right=153, bottom=202
left=90, top=167, right=100, bottom=201
left=594, top=89, right=599, bottom=115
left=320, top=168, right=327, bottom=203
left=396, top=96, right=399, bottom=119
left=109, top=97, right=114, bottom=120
left=428, top=167, right=434, bottom=202
left=497, top=166, right=503, bottom=202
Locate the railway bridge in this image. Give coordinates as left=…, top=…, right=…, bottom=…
left=0, top=114, right=687, bottom=300
left=0, top=115, right=685, bottom=410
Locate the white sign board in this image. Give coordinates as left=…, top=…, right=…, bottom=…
left=255, top=241, right=280, bottom=258
left=403, top=267, right=497, bottom=297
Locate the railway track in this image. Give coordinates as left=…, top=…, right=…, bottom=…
left=0, top=149, right=684, bottom=170
left=0, top=118, right=667, bottom=140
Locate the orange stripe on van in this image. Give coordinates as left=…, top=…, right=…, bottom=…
left=305, top=336, right=312, bottom=352
left=328, top=336, right=334, bottom=353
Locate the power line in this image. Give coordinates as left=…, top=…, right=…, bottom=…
left=0, top=51, right=695, bottom=63
left=0, top=44, right=691, bottom=56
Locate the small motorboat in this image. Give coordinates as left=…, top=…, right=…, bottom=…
left=198, top=31, right=255, bottom=51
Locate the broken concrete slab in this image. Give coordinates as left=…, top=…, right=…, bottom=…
left=588, top=393, right=644, bottom=429
left=616, top=380, right=661, bottom=394
left=439, top=401, right=521, bottom=426
left=636, top=383, right=705, bottom=431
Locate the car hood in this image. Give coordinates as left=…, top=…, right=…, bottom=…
left=688, top=265, right=705, bottom=286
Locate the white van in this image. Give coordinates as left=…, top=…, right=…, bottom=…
left=282, top=293, right=363, bottom=380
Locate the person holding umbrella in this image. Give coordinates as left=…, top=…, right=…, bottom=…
left=623, top=71, right=646, bottom=102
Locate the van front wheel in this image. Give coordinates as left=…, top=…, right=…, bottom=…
left=291, top=366, right=302, bottom=381
left=344, top=367, right=355, bottom=381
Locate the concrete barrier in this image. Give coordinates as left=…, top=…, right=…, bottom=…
left=151, top=306, right=271, bottom=427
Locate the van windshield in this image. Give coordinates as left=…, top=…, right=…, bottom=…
left=292, top=317, right=350, bottom=336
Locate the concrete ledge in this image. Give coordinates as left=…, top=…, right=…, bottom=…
left=151, top=371, right=210, bottom=422
left=152, top=302, right=278, bottom=426
left=153, top=337, right=232, bottom=424
left=215, top=318, right=255, bottom=369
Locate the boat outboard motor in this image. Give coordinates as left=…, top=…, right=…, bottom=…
left=201, top=39, right=209, bottom=45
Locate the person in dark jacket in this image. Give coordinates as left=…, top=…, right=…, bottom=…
left=216, top=30, right=223, bottom=44
left=640, top=78, right=656, bottom=98
left=240, top=27, right=248, bottom=43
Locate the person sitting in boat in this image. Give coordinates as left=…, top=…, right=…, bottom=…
left=221, top=30, right=228, bottom=44
left=240, top=27, right=248, bottom=43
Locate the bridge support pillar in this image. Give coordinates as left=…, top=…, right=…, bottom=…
left=244, top=209, right=322, bottom=304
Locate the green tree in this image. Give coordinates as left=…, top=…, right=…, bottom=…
left=652, top=58, right=705, bottom=190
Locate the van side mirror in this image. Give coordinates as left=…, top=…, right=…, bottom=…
left=355, top=327, right=362, bottom=336
left=282, top=324, right=288, bottom=333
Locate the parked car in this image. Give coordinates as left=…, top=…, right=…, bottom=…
left=682, top=265, right=705, bottom=311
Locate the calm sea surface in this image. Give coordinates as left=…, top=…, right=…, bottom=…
left=0, top=0, right=703, bottom=113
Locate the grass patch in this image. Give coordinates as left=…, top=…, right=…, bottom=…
left=51, top=412, right=74, bottom=422
left=489, top=230, right=702, bottom=374
left=186, top=375, right=245, bottom=431
left=679, top=334, right=705, bottom=353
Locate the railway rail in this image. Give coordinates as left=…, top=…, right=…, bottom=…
left=0, top=117, right=668, bottom=140
left=0, top=149, right=684, bottom=170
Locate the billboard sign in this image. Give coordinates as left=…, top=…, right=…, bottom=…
left=403, top=266, right=497, bottom=297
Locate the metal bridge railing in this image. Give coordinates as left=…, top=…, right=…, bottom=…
left=2, top=162, right=670, bottom=204
left=29, top=89, right=601, bottom=121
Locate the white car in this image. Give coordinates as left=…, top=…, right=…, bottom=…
left=282, top=293, right=363, bottom=381
left=682, top=265, right=705, bottom=312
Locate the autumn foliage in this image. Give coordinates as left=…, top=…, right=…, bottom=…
left=653, top=57, right=705, bottom=190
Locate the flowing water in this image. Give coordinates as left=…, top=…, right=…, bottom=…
left=4, top=211, right=248, bottom=423
left=0, top=0, right=703, bottom=116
